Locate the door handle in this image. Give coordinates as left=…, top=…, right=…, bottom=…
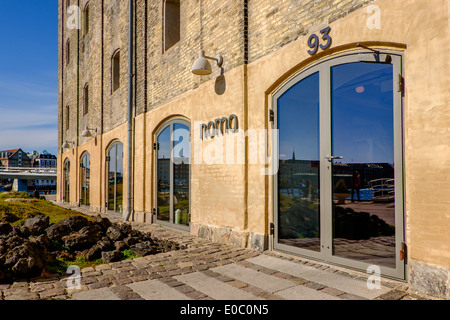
left=325, top=154, right=344, bottom=162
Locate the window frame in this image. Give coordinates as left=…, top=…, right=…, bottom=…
left=163, top=0, right=181, bottom=53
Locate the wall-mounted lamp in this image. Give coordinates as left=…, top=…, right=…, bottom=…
left=62, top=140, right=75, bottom=149
left=191, top=50, right=224, bottom=76
left=81, top=126, right=98, bottom=138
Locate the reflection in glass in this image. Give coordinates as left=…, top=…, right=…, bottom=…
left=64, top=160, right=70, bottom=203
left=157, top=127, right=171, bottom=221
left=156, top=122, right=191, bottom=226
left=173, top=123, right=190, bottom=226
left=331, top=62, right=396, bottom=268
left=277, top=72, right=320, bottom=251
left=107, top=142, right=123, bottom=213
left=80, top=153, right=90, bottom=206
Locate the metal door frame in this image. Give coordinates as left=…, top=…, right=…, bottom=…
left=273, top=51, right=405, bottom=280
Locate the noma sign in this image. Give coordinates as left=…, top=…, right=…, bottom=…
left=200, top=114, right=238, bottom=140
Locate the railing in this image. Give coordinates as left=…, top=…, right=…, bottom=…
left=0, top=167, right=57, bottom=174
left=368, top=178, right=395, bottom=202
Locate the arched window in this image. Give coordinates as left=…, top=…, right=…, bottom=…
left=155, top=119, right=190, bottom=229
left=163, top=0, right=180, bottom=52
left=83, top=2, right=90, bottom=36
left=112, top=50, right=120, bottom=93
left=83, top=83, right=89, bottom=116
left=80, top=152, right=90, bottom=206
left=63, top=159, right=70, bottom=203
left=65, top=105, right=70, bottom=131
left=106, top=141, right=123, bottom=213
left=65, top=39, right=70, bottom=66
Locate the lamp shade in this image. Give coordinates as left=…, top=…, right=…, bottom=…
left=82, top=128, right=92, bottom=137
left=191, top=50, right=212, bottom=76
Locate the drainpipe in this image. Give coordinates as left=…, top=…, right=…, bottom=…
left=124, top=0, right=134, bottom=222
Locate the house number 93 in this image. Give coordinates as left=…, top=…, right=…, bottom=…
left=307, top=26, right=332, bottom=55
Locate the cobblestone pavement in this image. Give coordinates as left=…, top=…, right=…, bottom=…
left=0, top=203, right=438, bottom=301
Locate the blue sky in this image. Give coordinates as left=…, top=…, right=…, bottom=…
left=0, top=1, right=58, bottom=156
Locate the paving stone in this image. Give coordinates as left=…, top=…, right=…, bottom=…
left=248, top=255, right=391, bottom=299
left=4, top=292, right=40, bottom=300
left=375, top=289, right=408, bottom=300
left=212, top=264, right=295, bottom=294
left=275, top=285, right=342, bottom=300
left=175, top=272, right=262, bottom=300
left=39, top=288, right=67, bottom=300
left=126, top=279, right=191, bottom=300
left=303, top=281, right=327, bottom=291
left=320, top=286, right=346, bottom=296
left=72, top=287, right=121, bottom=300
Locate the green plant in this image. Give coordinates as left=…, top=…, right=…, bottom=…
left=333, top=179, right=349, bottom=193
left=121, top=249, right=140, bottom=260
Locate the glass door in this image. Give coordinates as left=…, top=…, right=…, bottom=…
left=107, top=142, right=123, bottom=213
left=274, top=52, right=404, bottom=279
left=274, top=70, right=322, bottom=259
left=155, top=120, right=191, bottom=230
left=330, top=61, right=397, bottom=269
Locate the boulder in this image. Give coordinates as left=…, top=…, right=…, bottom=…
left=3, top=241, right=50, bottom=278
left=1, top=212, right=19, bottom=223
left=92, top=215, right=112, bottom=232
left=101, top=250, right=123, bottom=263
left=81, top=238, right=112, bottom=261
left=45, top=215, right=89, bottom=240
left=106, top=223, right=131, bottom=241
left=22, top=215, right=50, bottom=236
left=115, top=240, right=128, bottom=252
left=130, top=241, right=158, bottom=256
left=63, top=224, right=103, bottom=251
left=0, top=223, right=13, bottom=236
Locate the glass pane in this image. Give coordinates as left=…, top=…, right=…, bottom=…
left=331, top=62, right=396, bottom=268
left=80, top=153, right=90, bottom=206
left=157, top=126, right=171, bottom=221
left=115, top=143, right=123, bottom=213
left=173, top=123, right=190, bottom=226
left=277, top=72, right=321, bottom=252
left=107, top=145, right=116, bottom=211
left=64, top=161, right=70, bottom=203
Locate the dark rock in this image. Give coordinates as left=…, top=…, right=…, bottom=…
left=106, top=223, right=131, bottom=241
left=123, top=236, right=139, bottom=247
left=130, top=241, right=158, bottom=256
left=45, top=215, right=89, bottom=240
left=4, top=241, right=49, bottom=278
left=92, top=215, right=112, bottom=231
left=115, top=240, right=128, bottom=252
left=63, top=225, right=103, bottom=251
left=24, top=215, right=50, bottom=229
left=1, top=212, right=19, bottom=223
left=82, top=237, right=114, bottom=261
left=101, top=250, right=123, bottom=263
left=0, top=223, right=13, bottom=236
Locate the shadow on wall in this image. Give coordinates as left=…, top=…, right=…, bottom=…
left=215, top=68, right=226, bottom=95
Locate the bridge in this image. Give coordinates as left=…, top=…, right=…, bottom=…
left=0, top=167, right=57, bottom=192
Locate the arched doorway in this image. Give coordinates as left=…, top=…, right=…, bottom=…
left=155, top=119, right=191, bottom=230
left=106, top=141, right=123, bottom=213
left=273, top=51, right=405, bottom=279
left=80, top=152, right=90, bottom=206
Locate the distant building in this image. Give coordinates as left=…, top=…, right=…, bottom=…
left=33, top=152, right=57, bottom=191
left=0, top=149, right=32, bottom=168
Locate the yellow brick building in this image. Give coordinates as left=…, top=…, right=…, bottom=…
left=58, top=0, right=450, bottom=299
